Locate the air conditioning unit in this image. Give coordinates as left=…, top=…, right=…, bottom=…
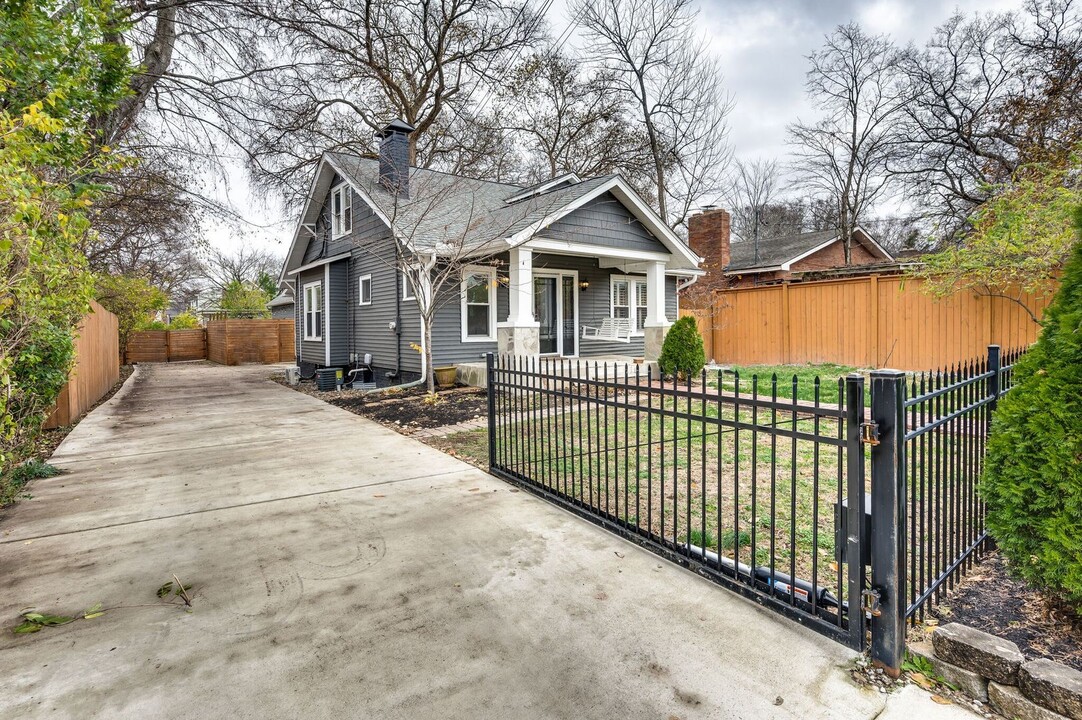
left=285, top=367, right=301, bottom=386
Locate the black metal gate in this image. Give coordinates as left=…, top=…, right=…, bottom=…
left=484, top=346, right=1017, bottom=669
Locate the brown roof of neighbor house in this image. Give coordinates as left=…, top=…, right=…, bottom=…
left=726, top=227, right=890, bottom=273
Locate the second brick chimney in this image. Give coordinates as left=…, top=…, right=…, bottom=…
left=688, top=207, right=731, bottom=292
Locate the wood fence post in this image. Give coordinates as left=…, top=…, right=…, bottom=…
left=781, top=282, right=791, bottom=364
left=869, top=274, right=880, bottom=367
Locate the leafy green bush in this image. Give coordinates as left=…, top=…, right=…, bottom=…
left=97, top=274, right=169, bottom=347
left=982, top=206, right=1082, bottom=611
left=168, top=311, right=201, bottom=329
left=658, top=315, right=706, bottom=379
left=1, top=460, right=60, bottom=506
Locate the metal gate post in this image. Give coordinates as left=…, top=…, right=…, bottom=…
left=987, top=345, right=1001, bottom=412
left=869, top=369, right=907, bottom=676
left=844, top=374, right=867, bottom=650
left=486, top=353, right=497, bottom=469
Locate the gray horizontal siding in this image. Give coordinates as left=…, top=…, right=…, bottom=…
left=541, top=192, right=667, bottom=254
left=430, top=254, right=509, bottom=367
left=327, top=260, right=350, bottom=366
left=349, top=236, right=421, bottom=375
left=302, top=174, right=389, bottom=265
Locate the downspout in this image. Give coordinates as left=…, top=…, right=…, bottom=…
left=365, top=252, right=433, bottom=394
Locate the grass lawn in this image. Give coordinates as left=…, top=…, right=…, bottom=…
left=707, top=363, right=870, bottom=405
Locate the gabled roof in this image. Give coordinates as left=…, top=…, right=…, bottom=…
left=726, top=227, right=891, bottom=273
left=280, top=152, right=701, bottom=280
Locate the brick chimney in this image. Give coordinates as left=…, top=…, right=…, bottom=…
left=688, top=207, right=731, bottom=292
left=377, top=118, right=414, bottom=198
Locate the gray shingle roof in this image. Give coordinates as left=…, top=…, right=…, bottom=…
left=326, top=153, right=614, bottom=255
left=727, top=229, right=839, bottom=271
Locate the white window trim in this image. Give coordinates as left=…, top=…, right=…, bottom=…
left=460, top=265, right=497, bottom=343
left=609, top=274, right=648, bottom=337
left=358, top=274, right=373, bottom=306
left=330, top=182, right=351, bottom=239
left=401, top=269, right=416, bottom=301
left=303, top=280, right=323, bottom=341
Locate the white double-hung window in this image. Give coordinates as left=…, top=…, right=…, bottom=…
left=611, top=275, right=648, bottom=334
left=303, top=281, right=323, bottom=340
left=331, top=183, right=352, bottom=238
left=461, top=266, right=496, bottom=341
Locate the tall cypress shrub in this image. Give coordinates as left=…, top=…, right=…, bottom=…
left=657, top=316, right=706, bottom=379
left=982, top=206, right=1082, bottom=611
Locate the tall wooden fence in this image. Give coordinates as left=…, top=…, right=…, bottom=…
left=45, top=300, right=120, bottom=429
left=683, top=275, right=1053, bottom=370
left=125, top=319, right=294, bottom=366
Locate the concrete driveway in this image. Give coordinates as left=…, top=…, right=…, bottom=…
left=0, top=363, right=964, bottom=719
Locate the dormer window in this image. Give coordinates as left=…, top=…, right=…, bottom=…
left=331, top=183, right=352, bottom=238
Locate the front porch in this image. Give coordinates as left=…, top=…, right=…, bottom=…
left=495, top=245, right=678, bottom=362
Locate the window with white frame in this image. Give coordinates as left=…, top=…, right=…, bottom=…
left=303, top=281, right=323, bottom=341
left=331, top=183, right=352, bottom=238
left=358, top=274, right=372, bottom=305
left=611, top=276, right=648, bottom=333
left=461, top=266, right=496, bottom=341
left=401, top=268, right=416, bottom=301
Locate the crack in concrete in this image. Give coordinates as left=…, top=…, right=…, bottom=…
left=0, top=468, right=469, bottom=545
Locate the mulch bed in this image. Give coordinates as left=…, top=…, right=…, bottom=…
left=275, top=377, right=488, bottom=431
left=927, top=552, right=1082, bottom=671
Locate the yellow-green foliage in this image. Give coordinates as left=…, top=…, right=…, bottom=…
left=916, top=158, right=1080, bottom=297
left=982, top=206, right=1082, bottom=611
left=0, top=1, right=132, bottom=473
left=168, top=311, right=201, bottom=329
left=98, top=274, right=169, bottom=344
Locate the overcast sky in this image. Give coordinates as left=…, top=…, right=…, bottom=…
left=208, top=0, right=1021, bottom=258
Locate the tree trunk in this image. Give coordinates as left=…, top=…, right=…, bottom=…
left=424, top=319, right=435, bottom=394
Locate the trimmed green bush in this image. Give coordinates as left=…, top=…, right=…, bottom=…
left=168, top=312, right=201, bottom=329
left=982, top=206, right=1082, bottom=611
left=658, top=315, right=706, bottom=379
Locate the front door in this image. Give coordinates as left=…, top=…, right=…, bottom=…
left=534, top=273, right=577, bottom=356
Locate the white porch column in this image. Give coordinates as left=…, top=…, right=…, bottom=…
left=498, top=247, right=540, bottom=356
left=643, top=260, right=670, bottom=363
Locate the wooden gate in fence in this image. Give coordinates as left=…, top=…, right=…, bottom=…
left=682, top=275, right=1053, bottom=370
left=45, top=300, right=120, bottom=429
left=125, top=319, right=294, bottom=366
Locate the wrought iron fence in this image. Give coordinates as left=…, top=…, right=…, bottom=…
left=485, top=345, right=1026, bottom=668
left=903, top=346, right=1025, bottom=621
left=487, top=354, right=867, bottom=647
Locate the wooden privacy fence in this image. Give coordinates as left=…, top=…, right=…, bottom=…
left=206, top=319, right=294, bottom=365
left=45, top=300, right=120, bottom=429
left=682, top=274, right=1053, bottom=370
left=126, top=319, right=294, bottom=366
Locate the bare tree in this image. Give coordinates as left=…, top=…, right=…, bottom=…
left=893, top=1, right=1082, bottom=237
left=230, top=0, right=544, bottom=200
left=496, top=48, right=652, bottom=187
left=788, top=23, right=906, bottom=264
left=574, top=0, right=732, bottom=230
left=341, top=171, right=551, bottom=393
left=722, top=158, right=782, bottom=243
left=200, top=244, right=283, bottom=296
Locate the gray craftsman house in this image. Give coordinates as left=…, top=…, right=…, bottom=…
left=278, top=119, right=703, bottom=385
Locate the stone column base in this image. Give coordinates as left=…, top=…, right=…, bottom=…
left=643, top=324, right=670, bottom=364
left=497, top=324, right=540, bottom=357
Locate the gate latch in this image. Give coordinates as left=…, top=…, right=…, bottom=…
left=860, top=421, right=880, bottom=446
left=861, top=588, right=883, bottom=617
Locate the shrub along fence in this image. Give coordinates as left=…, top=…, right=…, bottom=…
left=486, top=345, right=1023, bottom=674
left=125, top=319, right=294, bottom=365
left=44, top=300, right=120, bottom=429
left=682, top=275, right=1050, bottom=370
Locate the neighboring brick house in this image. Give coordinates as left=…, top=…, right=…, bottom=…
left=686, top=207, right=893, bottom=291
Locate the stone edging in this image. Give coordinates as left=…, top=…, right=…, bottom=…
left=910, top=623, right=1082, bottom=719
